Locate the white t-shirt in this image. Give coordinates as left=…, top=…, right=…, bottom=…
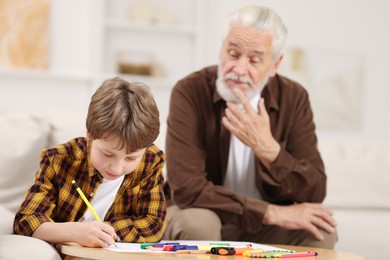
left=83, top=176, right=124, bottom=221
left=223, top=95, right=262, bottom=199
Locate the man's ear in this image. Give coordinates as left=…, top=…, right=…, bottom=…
left=269, top=54, right=284, bottom=77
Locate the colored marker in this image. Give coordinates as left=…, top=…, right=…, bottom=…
left=172, top=245, right=198, bottom=251
left=196, top=245, right=212, bottom=251
left=144, top=243, right=181, bottom=251
left=152, top=242, right=180, bottom=248
left=140, top=243, right=154, bottom=249
left=243, top=249, right=264, bottom=256
left=210, top=242, right=231, bottom=246
left=175, top=249, right=210, bottom=254
left=162, top=244, right=176, bottom=251
left=211, top=246, right=252, bottom=255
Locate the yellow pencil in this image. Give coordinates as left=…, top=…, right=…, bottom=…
left=72, top=180, right=101, bottom=221
left=72, top=180, right=117, bottom=247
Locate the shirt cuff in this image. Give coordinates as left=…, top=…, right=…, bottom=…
left=241, top=196, right=269, bottom=233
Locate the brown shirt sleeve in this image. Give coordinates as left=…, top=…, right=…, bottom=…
left=258, top=76, right=326, bottom=204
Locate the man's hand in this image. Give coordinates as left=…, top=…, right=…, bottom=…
left=263, top=203, right=337, bottom=240
left=222, top=88, right=280, bottom=168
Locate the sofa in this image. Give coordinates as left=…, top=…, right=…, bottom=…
left=318, top=137, right=390, bottom=259
left=0, top=113, right=87, bottom=259
left=0, top=113, right=389, bottom=259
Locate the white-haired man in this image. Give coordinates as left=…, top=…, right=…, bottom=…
left=163, top=5, right=337, bottom=248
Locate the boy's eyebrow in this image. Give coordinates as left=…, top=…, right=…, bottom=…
left=126, top=151, right=145, bottom=158
left=99, top=148, right=112, bottom=153
left=100, top=147, right=121, bottom=155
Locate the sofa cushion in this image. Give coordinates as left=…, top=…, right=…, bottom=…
left=319, top=139, right=390, bottom=209
left=0, top=114, right=50, bottom=213
left=333, top=208, right=390, bottom=258
left=45, top=112, right=86, bottom=147
left=0, top=205, right=14, bottom=235
left=0, top=235, right=61, bottom=260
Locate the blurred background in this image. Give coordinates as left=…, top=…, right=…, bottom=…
left=2, top=2, right=390, bottom=257
left=1, top=0, right=389, bottom=147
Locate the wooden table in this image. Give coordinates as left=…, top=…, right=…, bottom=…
left=61, top=244, right=364, bottom=260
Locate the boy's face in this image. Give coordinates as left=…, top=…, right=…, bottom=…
left=89, top=134, right=146, bottom=181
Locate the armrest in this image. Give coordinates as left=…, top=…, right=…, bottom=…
left=0, top=205, right=14, bottom=235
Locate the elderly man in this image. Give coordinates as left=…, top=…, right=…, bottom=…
left=163, top=5, right=337, bottom=248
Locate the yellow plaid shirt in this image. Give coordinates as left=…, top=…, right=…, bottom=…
left=14, top=137, right=166, bottom=242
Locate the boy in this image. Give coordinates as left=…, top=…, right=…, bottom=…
left=13, top=77, right=166, bottom=247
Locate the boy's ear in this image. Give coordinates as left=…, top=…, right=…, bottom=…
left=86, top=131, right=92, bottom=140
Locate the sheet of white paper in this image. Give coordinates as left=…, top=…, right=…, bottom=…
left=105, top=240, right=291, bottom=253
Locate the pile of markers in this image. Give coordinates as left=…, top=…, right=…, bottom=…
left=140, top=242, right=318, bottom=258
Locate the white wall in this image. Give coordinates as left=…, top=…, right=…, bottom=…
left=1, top=0, right=389, bottom=142
left=204, top=0, right=390, bottom=140
left=50, top=0, right=94, bottom=76
left=0, top=0, right=95, bottom=117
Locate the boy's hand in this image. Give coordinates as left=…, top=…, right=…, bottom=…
left=32, top=221, right=118, bottom=247
left=72, top=221, right=118, bottom=247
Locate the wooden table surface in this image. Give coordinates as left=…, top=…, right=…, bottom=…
left=61, top=243, right=364, bottom=260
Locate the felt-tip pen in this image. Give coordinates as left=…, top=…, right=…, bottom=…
left=211, top=246, right=252, bottom=255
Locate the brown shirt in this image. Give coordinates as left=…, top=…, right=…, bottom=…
left=165, top=65, right=326, bottom=233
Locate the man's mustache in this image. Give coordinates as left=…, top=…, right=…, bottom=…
left=224, top=73, right=253, bottom=87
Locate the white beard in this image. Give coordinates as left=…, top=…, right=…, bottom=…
left=216, top=66, right=269, bottom=103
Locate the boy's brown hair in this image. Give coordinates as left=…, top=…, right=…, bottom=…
left=86, top=77, right=160, bottom=152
